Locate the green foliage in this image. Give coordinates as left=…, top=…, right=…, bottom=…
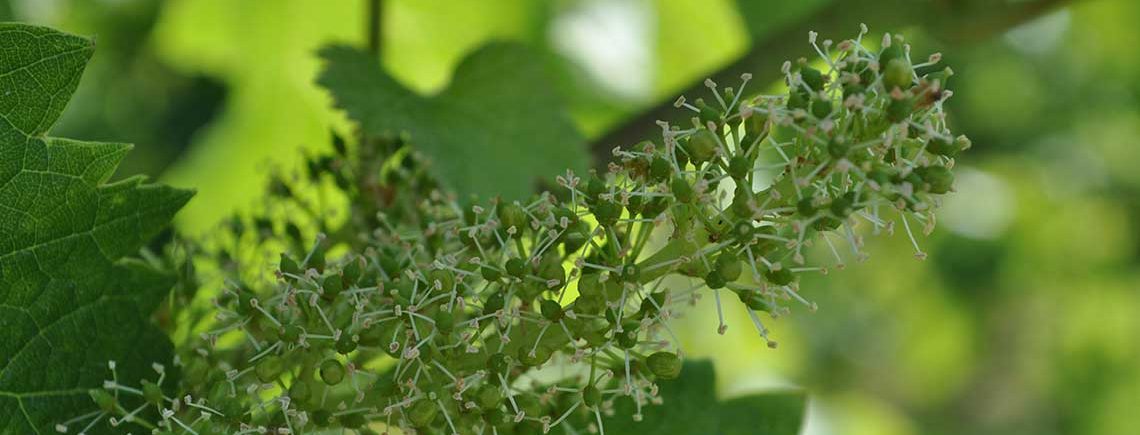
left=318, top=43, right=590, bottom=201
left=0, top=23, right=191, bottom=433
left=600, top=360, right=805, bottom=435
left=118, top=25, right=963, bottom=434
left=1, top=17, right=969, bottom=435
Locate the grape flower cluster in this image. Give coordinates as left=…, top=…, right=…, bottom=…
left=67, top=27, right=968, bottom=435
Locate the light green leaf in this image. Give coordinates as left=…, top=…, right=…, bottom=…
left=591, top=360, right=805, bottom=435
left=318, top=43, right=590, bottom=201
left=0, top=23, right=192, bottom=434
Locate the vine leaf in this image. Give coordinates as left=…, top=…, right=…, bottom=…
left=594, top=360, right=806, bottom=435
left=0, top=23, right=192, bottom=433
left=317, top=43, right=590, bottom=201
left=718, top=390, right=807, bottom=435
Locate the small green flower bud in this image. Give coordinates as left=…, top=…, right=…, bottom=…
left=481, top=264, right=502, bottom=281
left=498, top=202, right=528, bottom=236
left=732, top=221, right=755, bottom=243
left=256, top=355, right=284, bottom=383
left=435, top=310, right=455, bottom=333
left=828, top=137, right=850, bottom=159
left=788, top=88, right=810, bottom=111
left=620, top=263, right=641, bottom=283
left=408, top=399, right=438, bottom=428
left=764, top=267, right=796, bottom=286
left=322, top=274, right=344, bottom=299
left=617, top=328, right=639, bottom=349
left=484, top=291, right=505, bottom=315
left=685, top=130, right=719, bottom=164
left=341, top=412, right=366, bottom=429
left=429, top=269, right=455, bottom=293
left=488, top=352, right=511, bottom=375
left=141, top=379, right=164, bottom=405
left=887, top=97, right=914, bottom=123
left=476, top=384, right=503, bottom=410
left=281, top=324, right=302, bottom=343
left=728, top=155, right=751, bottom=180
left=289, top=379, right=312, bottom=404
left=884, top=58, right=913, bottom=90
left=649, top=156, right=672, bottom=182
left=802, top=65, right=824, bottom=90
left=646, top=351, right=682, bottom=380
left=585, top=174, right=607, bottom=202
left=336, top=333, right=358, bottom=355
left=671, top=178, right=694, bottom=203
left=311, top=409, right=334, bottom=427
left=279, top=253, right=301, bottom=279
left=505, top=258, right=528, bottom=278
left=319, top=359, right=345, bottom=385
left=540, top=299, right=564, bottom=322
left=705, top=270, right=726, bottom=289
left=342, top=256, right=364, bottom=287
left=916, top=165, right=954, bottom=194
left=696, top=98, right=722, bottom=126
left=593, top=199, right=623, bottom=227
left=829, top=192, right=856, bottom=218
left=89, top=389, right=117, bottom=413
left=583, top=385, right=602, bottom=408
left=811, top=98, right=833, bottom=119
left=715, top=252, right=742, bottom=282
left=880, top=41, right=905, bottom=65
left=518, top=345, right=553, bottom=366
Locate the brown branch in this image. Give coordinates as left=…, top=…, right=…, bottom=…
left=588, top=0, right=1073, bottom=167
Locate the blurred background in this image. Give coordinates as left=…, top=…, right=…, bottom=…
left=5, top=0, right=1137, bottom=434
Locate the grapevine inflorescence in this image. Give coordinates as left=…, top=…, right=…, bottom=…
left=65, top=27, right=967, bottom=435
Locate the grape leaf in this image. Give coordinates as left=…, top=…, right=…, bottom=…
left=0, top=23, right=192, bottom=434
left=317, top=43, right=589, bottom=201
left=595, top=360, right=805, bottom=435
left=719, top=391, right=807, bottom=435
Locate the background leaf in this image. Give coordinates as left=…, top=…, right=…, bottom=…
left=0, top=23, right=191, bottom=434
left=592, top=360, right=805, bottom=435
left=318, top=43, right=589, bottom=201
left=719, top=391, right=807, bottom=435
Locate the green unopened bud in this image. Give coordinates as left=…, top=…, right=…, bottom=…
left=336, top=333, right=358, bottom=355
left=476, top=384, right=503, bottom=410
left=685, top=130, right=718, bottom=164
left=518, top=345, right=553, bottom=366
left=715, top=252, right=742, bottom=282
left=646, top=351, right=682, bottom=380
left=764, top=267, right=796, bottom=286
left=728, top=155, right=751, bottom=180
left=583, top=385, right=602, bottom=408
left=320, top=359, right=345, bottom=385
left=884, top=58, right=913, bottom=90
left=671, top=178, right=694, bottom=204
left=289, top=380, right=312, bottom=404
left=408, top=399, right=438, bottom=428
left=498, top=202, right=528, bottom=236
left=141, top=379, right=164, bottom=405
left=916, top=165, right=954, bottom=194
left=505, top=258, right=528, bottom=278
left=256, top=355, right=284, bottom=383
left=89, top=389, right=117, bottom=413
left=540, top=299, right=563, bottom=321
left=801, top=65, right=824, bottom=91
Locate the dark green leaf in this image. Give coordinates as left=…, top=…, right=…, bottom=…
left=719, top=391, right=807, bottom=435
left=0, top=23, right=192, bottom=433
left=317, top=43, right=590, bottom=201
left=581, top=360, right=806, bottom=435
